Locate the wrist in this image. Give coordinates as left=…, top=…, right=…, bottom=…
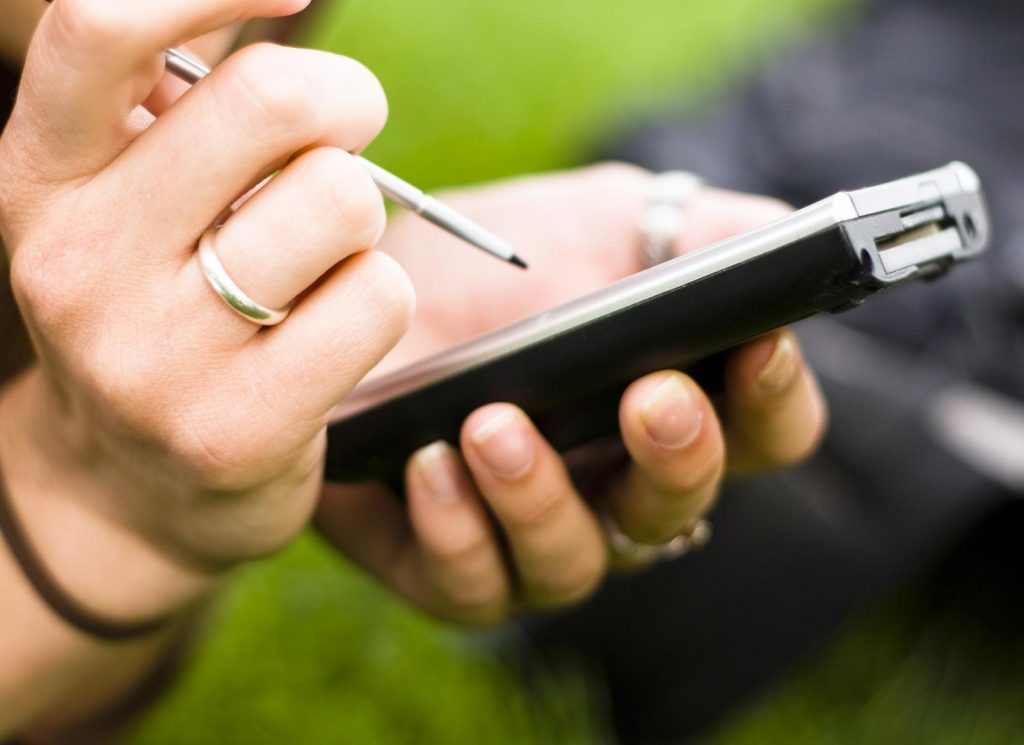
left=0, top=368, right=221, bottom=630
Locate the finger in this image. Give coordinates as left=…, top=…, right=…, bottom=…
left=610, top=372, right=725, bottom=545
left=723, top=329, right=828, bottom=475
left=460, top=405, right=608, bottom=609
left=315, top=471, right=512, bottom=628
left=235, top=250, right=415, bottom=422
left=143, top=28, right=244, bottom=116
left=194, top=147, right=385, bottom=322
left=95, top=43, right=388, bottom=259
left=673, top=189, right=794, bottom=258
left=405, top=443, right=513, bottom=626
left=14, top=0, right=309, bottom=174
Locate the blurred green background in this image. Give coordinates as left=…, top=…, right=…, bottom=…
left=123, top=1, right=1024, bottom=743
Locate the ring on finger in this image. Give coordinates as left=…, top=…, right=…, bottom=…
left=603, top=510, right=712, bottom=564
left=637, top=171, right=704, bottom=268
left=198, top=225, right=292, bottom=327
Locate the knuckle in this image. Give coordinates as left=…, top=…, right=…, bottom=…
left=529, top=554, right=606, bottom=608
left=79, top=344, right=175, bottom=430
left=219, top=47, right=387, bottom=150
left=147, top=398, right=268, bottom=490
left=9, top=240, right=80, bottom=329
left=0, top=151, right=17, bottom=218
left=9, top=247, right=56, bottom=318
left=313, top=150, right=386, bottom=247
left=353, top=250, right=416, bottom=339
left=432, top=531, right=493, bottom=569
left=635, top=493, right=717, bottom=545
left=222, top=44, right=317, bottom=142
left=165, top=403, right=319, bottom=492
left=164, top=419, right=252, bottom=490
left=503, top=485, right=570, bottom=532
left=332, top=55, right=389, bottom=136
left=767, top=407, right=828, bottom=467
left=658, top=449, right=725, bottom=496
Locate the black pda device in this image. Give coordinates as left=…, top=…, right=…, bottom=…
left=325, top=162, right=989, bottom=484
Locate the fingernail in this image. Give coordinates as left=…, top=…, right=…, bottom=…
left=414, top=442, right=462, bottom=504
left=641, top=375, right=702, bottom=450
left=470, top=409, right=535, bottom=480
left=757, top=332, right=799, bottom=393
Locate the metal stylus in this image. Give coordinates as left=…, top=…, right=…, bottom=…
left=161, top=48, right=526, bottom=269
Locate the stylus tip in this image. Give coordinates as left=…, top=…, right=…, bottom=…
left=509, top=254, right=529, bottom=270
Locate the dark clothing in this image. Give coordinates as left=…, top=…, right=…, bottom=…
left=0, top=65, right=32, bottom=383
left=1, top=65, right=14, bottom=106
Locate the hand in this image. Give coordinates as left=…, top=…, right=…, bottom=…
left=0, top=0, right=413, bottom=622
left=316, top=164, right=827, bottom=625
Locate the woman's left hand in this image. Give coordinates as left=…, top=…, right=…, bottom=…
left=315, top=164, right=827, bottom=625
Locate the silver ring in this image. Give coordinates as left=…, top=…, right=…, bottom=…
left=197, top=226, right=291, bottom=327
left=637, top=171, right=704, bottom=268
left=604, top=512, right=712, bottom=564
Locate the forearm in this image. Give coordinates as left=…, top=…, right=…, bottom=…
left=0, top=563, right=198, bottom=742
left=0, top=371, right=218, bottom=741
left=0, top=3, right=350, bottom=738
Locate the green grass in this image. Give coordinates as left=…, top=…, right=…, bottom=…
left=113, top=0, right=940, bottom=742
left=124, top=537, right=601, bottom=744
left=306, top=0, right=849, bottom=188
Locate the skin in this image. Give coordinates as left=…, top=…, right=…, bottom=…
left=1, top=0, right=407, bottom=738
left=318, top=168, right=827, bottom=623
left=0, top=0, right=826, bottom=739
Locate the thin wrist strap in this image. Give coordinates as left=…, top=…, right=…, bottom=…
left=0, top=473, right=171, bottom=641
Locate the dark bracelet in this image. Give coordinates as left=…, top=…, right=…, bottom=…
left=0, top=468, right=171, bottom=641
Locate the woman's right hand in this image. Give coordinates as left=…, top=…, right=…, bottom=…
left=0, top=0, right=413, bottom=622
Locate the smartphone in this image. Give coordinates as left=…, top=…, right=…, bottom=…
left=325, top=162, right=989, bottom=485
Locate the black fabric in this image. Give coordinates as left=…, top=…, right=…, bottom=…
left=0, top=65, right=15, bottom=121
left=520, top=1, right=1024, bottom=743
left=884, top=0, right=1022, bottom=21
left=0, top=63, right=34, bottom=385
left=1, top=60, right=29, bottom=745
